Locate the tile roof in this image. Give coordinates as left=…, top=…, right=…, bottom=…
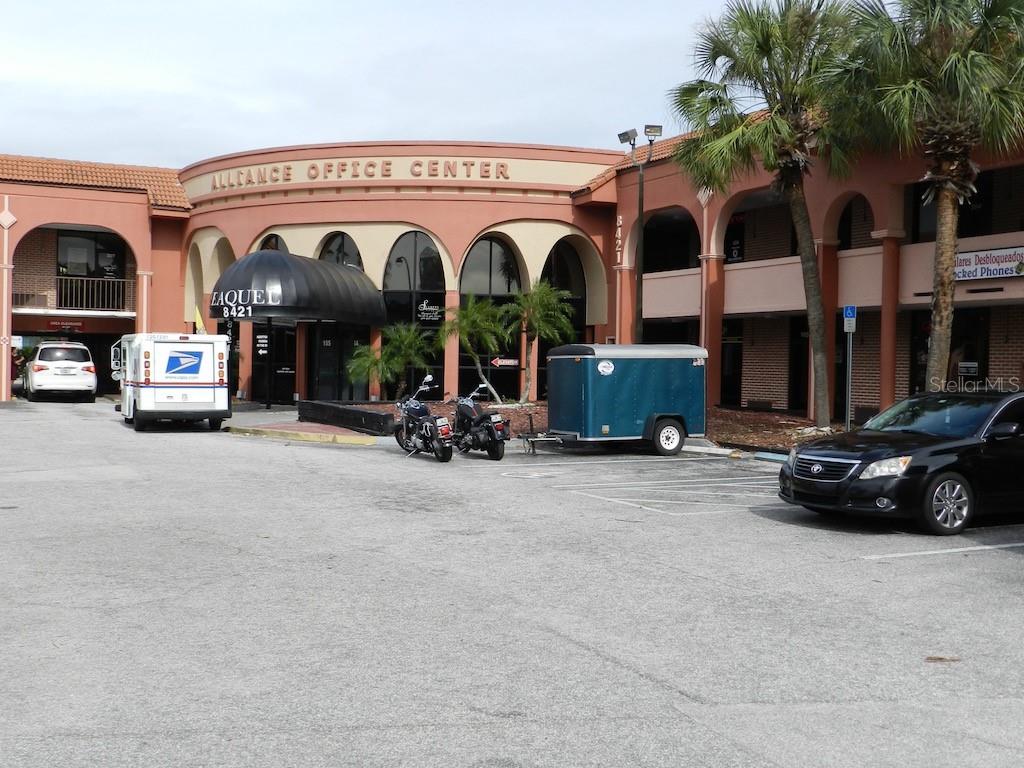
left=573, top=132, right=694, bottom=196
left=0, top=154, right=191, bottom=210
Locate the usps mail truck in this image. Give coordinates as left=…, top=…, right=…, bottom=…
left=111, top=333, right=231, bottom=432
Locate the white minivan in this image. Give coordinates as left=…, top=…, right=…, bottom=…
left=24, top=341, right=97, bottom=402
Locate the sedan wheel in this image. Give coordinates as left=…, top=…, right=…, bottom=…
left=921, top=472, right=973, bottom=535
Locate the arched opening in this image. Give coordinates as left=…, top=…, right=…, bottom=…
left=643, top=207, right=701, bottom=273
left=259, top=233, right=288, bottom=253
left=458, top=236, right=523, bottom=399
left=536, top=238, right=588, bottom=399
left=382, top=230, right=446, bottom=395
left=836, top=194, right=876, bottom=251
left=318, top=231, right=363, bottom=270
left=11, top=224, right=137, bottom=394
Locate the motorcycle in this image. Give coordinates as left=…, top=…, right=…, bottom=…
left=452, top=382, right=510, bottom=461
left=394, top=375, right=454, bottom=463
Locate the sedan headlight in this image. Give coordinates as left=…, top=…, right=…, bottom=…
left=787, top=448, right=797, bottom=467
left=860, top=456, right=912, bottom=479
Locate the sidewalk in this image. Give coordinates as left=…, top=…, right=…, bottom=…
left=226, top=406, right=379, bottom=446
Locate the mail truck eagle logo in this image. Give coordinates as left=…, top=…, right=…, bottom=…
left=166, top=350, right=203, bottom=375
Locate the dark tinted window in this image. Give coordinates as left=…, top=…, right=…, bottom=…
left=57, top=230, right=127, bottom=279
left=320, top=232, right=363, bottom=270
left=460, top=237, right=520, bottom=296
left=384, top=231, right=444, bottom=292
left=39, top=347, right=91, bottom=362
left=991, top=398, right=1024, bottom=427
left=864, top=396, right=999, bottom=438
left=259, top=234, right=288, bottom=253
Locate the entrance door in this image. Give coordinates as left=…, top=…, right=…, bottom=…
left=788, top=316, right=809, bottom=412
left=909, top=308, right=990, bottom=392
left=721, top=319, right=743, bottom=407
left=251, top=324, right=296, bottom=404
left=308, top=323, right=369, bottom=401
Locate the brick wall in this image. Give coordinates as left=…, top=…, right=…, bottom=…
left=988, top=305, right=1024, bottom=385
left=744, top=204, right=794, bottom=262
left=741, top=317, right=790, bottom=409
left=12, top=229, right=58, bottom=307
left=895, top=312, right=911, bottom=400
left=848, top=310, right=880, bottom=409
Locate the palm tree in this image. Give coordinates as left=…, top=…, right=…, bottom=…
left=347, top=323, right=433, bottom=399
left=439, top=295, right=511, bottom=403
left=671, top=0, right=856, bottom=428
left=841, top=0, right=1024, bottom=390
left=502, top=280, right=576, bottom=403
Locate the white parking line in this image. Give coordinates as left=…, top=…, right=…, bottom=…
left=474, top=456, right=720, bottom=469
left=609, top=497, right=780, bottom=509
left=553, top=475, right=776, bottom=489
left=571, top=491, right=740, bottom=516
left=861, top=542, right=1024, bottom=560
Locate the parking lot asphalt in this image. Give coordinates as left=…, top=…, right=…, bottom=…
left=2, top=400, right=1024, bottom=767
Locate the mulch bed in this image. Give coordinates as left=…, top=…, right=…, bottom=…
left=343, top=400, right=834, bottom=450
left=348, top=401, right=548, bottom=437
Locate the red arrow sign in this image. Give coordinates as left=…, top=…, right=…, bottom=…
left=491, top=357, right=519, bottom=367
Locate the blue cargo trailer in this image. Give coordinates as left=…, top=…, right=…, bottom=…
left=545, top=344, right=707, bottom=455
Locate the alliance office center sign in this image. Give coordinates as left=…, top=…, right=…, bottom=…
left=182, top=155, right=614, bottom=201
left=955, top=246, right=1024, bottom=281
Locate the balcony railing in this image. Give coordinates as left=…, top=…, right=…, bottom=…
left=13, top=277, right=136, bottom=312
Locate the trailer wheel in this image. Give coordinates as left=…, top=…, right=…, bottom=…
left=208, top=418, right=224, bottom=431
left=652, top=419, right=684, bottom=455
left=133, top=415, right=147, bottom=432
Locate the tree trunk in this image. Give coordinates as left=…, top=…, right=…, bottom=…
left=925, top=185, right=960, bottom=392
left=519, top=333, right=534, bottom=404
left=785, top=180, right=831, bottom=428
left=471, top=352, right=502, bottom=404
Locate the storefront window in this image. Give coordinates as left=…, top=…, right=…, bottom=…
left=459, top=237, right=522, bottom=400
left=57, top=231, right=126, bottom=279
left=536, top=239, right=588, bottom=399
left=319, top=232, right=363, bottom=270
left=383, top=231, right=446, bottom=395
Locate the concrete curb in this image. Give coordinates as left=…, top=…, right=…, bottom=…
left=681, top=444, right=745, bottom=458
left=227, top=426, right=378, bottom=446
left=753, top=451, right=789, bottom=463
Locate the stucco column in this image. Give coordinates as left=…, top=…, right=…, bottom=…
left=1, top=196, right=17, bottom=403
left=699, top=254, right=725, bottom=408
left=136, top=270, right=154, bottom=333
left=368, top=327, right=383, bottom=401
left=879, top=234, right=902, bottom=409
left=238, top=322, right=253, bottom=400
left=443, top=290, right=460, bottom=399
left=812, top=240, right=839, bottom=421
left=614, top=265, right=635, bottom=344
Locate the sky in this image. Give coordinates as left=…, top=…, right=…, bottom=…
left=0, top=0, right=724, bottom=168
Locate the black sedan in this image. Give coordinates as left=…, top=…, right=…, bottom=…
left=779, top=392, right=1024, bottom=534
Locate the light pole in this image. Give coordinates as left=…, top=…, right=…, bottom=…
left=618, top=124, right=662, bottom=344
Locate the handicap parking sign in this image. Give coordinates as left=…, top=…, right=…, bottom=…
left=843, top=305, right=857, bottom=320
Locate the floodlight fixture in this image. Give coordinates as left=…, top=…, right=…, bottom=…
left=618, top=128, right=638, bottom=144
left=644, top=124, right=663, bottom=139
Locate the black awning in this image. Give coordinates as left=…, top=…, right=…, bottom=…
left=209, top=249, right=386, bottom=325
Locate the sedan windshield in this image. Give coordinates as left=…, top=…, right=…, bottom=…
left=863, top=396, right=997, bottom=439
